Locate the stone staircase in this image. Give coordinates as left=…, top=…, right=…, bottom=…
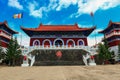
left=21, top=46, right=98, bottom=67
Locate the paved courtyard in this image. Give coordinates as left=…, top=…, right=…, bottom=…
left=0, top=65, right=120, bottom=80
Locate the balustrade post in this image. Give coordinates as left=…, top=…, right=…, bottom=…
left=21, top=54, right=29, bottom=67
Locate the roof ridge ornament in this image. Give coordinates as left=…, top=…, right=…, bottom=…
left=109, top=20, right=113, bottom=24
left=75, top=23, right=78, bottom=26
left=40, top=23, right=42, bottom=26
left=4, top=20, right=8, bottom=25
left=38, top=23, right=42, bottom=28
left=75, top=23, right=79, bottom=28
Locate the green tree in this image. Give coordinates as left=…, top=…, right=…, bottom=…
left=6, top=38, right=14, bottom=65
left=6, top=37, right=21, bottom=66
left=98, top=38, right=114, bottom=64
left=13, top=37, right=21, bottom=65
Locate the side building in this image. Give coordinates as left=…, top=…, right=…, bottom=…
left=99, top=20, right=120, bottom=60
left=0, top=21, right=18, bottom=48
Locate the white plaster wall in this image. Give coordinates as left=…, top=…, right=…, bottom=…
left=109, top=46, right=119, bottom=61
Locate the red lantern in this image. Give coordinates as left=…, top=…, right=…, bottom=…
left=90, top=56, right=94, bottom=59
left=23, top=55, right=27, bottom=60
left=56, top=51, right=62, bottom=58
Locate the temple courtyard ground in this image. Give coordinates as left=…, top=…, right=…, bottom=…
left=0, top=65, right=120, bottom=80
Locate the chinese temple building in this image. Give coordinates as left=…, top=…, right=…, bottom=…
left=21, top=23, right=95, bottom=47
left=0, top=21, right=18, bottom=47
left=21, top=23, right=97, bottom=66
left=99, top=20, right=120, bottom=60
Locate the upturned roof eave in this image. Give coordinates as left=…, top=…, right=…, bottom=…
left=21, top=26, right=96, bottom=32
left=21, top=26, right=96, bottom=37
left=0, top=21, right=18, bottom=34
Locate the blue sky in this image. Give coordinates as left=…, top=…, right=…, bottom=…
left=0, top=0, right=120, bottom=46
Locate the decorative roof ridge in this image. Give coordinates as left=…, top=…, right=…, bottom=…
left=21, top=25, right=96, bottom=31
left=0, top=20, right=18, bottom=34
left=107, top=20, right=120, bottom=28
left=112, top=22, right=120, bottom=24
left=107, top=20, right=112, bottom=28
left=38, top=23, right=80, bottom=28
left=0, top=20, right=8, bottom=25
left=99, top=20, right=120, bottom=33
left=39, top=24, right=77, bottom=26
left=109, top=20, right=120, bottom=24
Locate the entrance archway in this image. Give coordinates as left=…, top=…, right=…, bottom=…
left=66, top=39, right=75, bottom=47
left=42, top=39, right=51, bottom=47
left=54, top=38, right=64, bottom=47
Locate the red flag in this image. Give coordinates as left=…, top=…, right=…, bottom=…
left=90, top=12, right=94, bottom=17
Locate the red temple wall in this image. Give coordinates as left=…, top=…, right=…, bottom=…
left=30, top=38, right=88, bottom=46
left=0, top=30, right=12, bottom=48
left=68, top=41, right=73, bottom=47
left=0, top=30, right=11, bottom=36
left=44, top=41, right=50, bottom=47
left=0, top=41, right=8, bottom=47
left=108, top=40, right=120, bottom=47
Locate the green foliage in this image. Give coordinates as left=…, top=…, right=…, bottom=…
left=13, top=37, right=21, bottom=58
left=98, top=39, right=115, bottom=64
left=104, top=38, right=109, bottom=49
left=6, top=37, right=21, bottom=66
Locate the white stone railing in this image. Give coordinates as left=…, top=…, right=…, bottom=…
left=105, top=32, right=120, bottom=38
left=0, top=32, right=11, bottom=39
left=22, top=45, right=98, bottom=55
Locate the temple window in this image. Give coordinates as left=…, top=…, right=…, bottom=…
left=77, top=39, right=84, bottom=46
left=33, top=39, right=40, bottom=46
left=54, top=38, right=64, bottom=47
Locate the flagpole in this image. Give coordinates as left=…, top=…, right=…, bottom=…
left=91, top=12, right=97, bottom=45
left=19, top=0, right=26, bottom=47
left=20, top=33, right=22, bottom=47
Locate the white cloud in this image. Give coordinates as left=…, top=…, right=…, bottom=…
left=54, top=0, right=120, bottom=17
left=27, top=0, right=120, bottom=18
left=48, top=0, right=58, bottom=10
left=8, top=0, right=23, bottom=10
left=28, top=1, right=41, bottom=18
left=56, top=0, right=78, bottom=11
left=28, top=0, right=58, bottom=18
left=78, top=24, right=92, bottom=28
left=27, top=0, right=78, bottom=18
left=75, top=0, right=120, bottom=17
left=28, top=1, right=48, bottom=18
